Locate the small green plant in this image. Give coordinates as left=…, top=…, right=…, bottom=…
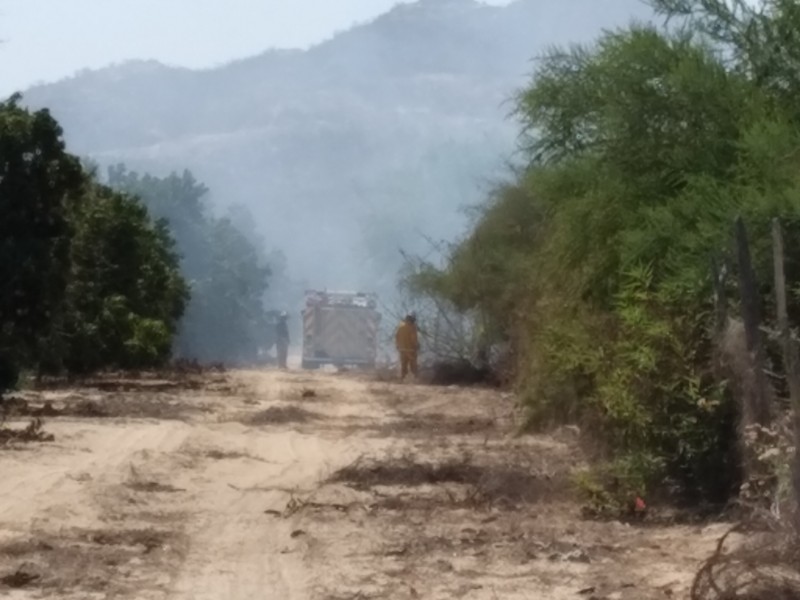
left=573, top=469, right=620, bottom=517
left=574, top=452, right=663, bottom=518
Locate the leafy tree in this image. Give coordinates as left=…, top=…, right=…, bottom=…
left=0, top=95, right=83, bottom=391
left=1, top=97, right=189, bottom=382
left=106, top=166, right=273, bottom=364
left=50, top=185, right=188, bottom=373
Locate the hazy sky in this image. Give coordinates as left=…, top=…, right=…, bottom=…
left=1, top=0, right=510, bottom=95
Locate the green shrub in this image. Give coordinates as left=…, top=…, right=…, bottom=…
left=405, top=19, right=800, bottom=504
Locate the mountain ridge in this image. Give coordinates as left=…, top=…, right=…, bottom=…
left=21, top=0, right=651, bottom=298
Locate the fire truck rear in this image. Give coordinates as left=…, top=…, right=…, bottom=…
left=301, top=290, right=381, bottom=370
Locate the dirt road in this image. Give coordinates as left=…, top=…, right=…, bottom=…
left=0, top=370, right=727, bottom=599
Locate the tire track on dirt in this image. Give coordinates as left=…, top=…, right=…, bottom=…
left=0, top=420, right=191, bottom=535
left=0, top=417, right=194, bottom=600
left=167, top=371, right=390, bottom=600
left=0, top=371, right=729, bottom=600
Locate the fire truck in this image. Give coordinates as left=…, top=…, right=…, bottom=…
left=301, top=290, right=381, bottom=370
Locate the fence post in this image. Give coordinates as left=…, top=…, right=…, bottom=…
left=772, top=219, right=800, bottom=407
left=711, top=254, right=728, bottom=337
left=735, top=216, right=772, bottom=427
left=431, top=306, right=439, bottom=357
left=771, top=218, right=800, bottom=521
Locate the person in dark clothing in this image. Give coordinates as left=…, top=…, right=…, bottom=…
left=276, top=312, right=290, bottom=369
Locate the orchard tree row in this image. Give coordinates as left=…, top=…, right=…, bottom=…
left=0, top=96, right=278, bottom=395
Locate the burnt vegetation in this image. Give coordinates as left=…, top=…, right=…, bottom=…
left=330, top=453, right=565, bottom=508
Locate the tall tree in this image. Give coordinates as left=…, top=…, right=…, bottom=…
left=51, top=185, right=188, bottom=373
left=107, top=166, right=273, bottom=364
left=0, top=95, right=83, bottom=390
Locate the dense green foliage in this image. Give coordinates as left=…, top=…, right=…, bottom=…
left=0, top=96, right=84, bottom=389
left=0, top=98, right=188, bottom=389
left=1, top=96, right=286, bottom=388
left=53, top=185, right=189, bottom=373
left=106, top=167, right=274, bottom=364
left=407, top=0, right=800, bottom=503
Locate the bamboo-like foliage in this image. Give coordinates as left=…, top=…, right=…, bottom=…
left=405, top=3, right=800, bottom=506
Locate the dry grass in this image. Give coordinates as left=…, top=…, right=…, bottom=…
left=80, top=378, right=205, bottom=392
left=0, top=418, right=54, bottom=445
left=331, top=455, right=485, bottom=488
left=8, top=393, right=212, bottom=421
left=245, top=405, right=318, bottom=425
left=376, top=413, right=499, bottom=438
left=84, top=394, right=212, bottom=420
left=330, top=454, right=563, bottom=507
left=32, top=369, right=224, bottom=392
left=0, top=539, right=55, bottom=557
left=691, top=520, right=800, bottom=600
left=0, top=526, right=182, bottom=593
left=204, top=449, right=250, bottom=460
left=283, top=387, right=328, bottom=403
left=371, top=367, right=401, bottom=383
left=201, top=448, right=269, bottom=463
left=127, top=480, right=185, bottom=493
left=87, top=528, right=171, bottom=553
left=125, top=464, right=185, bottom=494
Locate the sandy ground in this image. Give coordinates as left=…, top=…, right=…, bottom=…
left=0, top=369, right=730, bottom=599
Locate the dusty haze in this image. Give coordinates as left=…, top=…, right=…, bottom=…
left=18, top=0, right=653, bottom=313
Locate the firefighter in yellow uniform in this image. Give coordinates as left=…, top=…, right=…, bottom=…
left=395, top=314, right=419, bottom=380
